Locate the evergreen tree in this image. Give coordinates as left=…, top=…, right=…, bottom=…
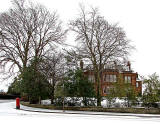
left=20, top=58, right=49, bottom=104
left=62, top=69, right=96, bottom=106
left=142, top=73, right=160, bottom=108
left=7, top=77, right=21, bottom=95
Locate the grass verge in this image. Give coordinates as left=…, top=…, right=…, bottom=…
left=21, top=102, right=160, bottom=114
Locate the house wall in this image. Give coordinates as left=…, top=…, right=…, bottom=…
left=84, top=70, right=142, bottom=96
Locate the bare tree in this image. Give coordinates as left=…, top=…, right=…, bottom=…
left=69, top=5, right=133, bottom=106
left=0, top=0, right=66, bottom=77
left=39, top=52, right=65, bottom=104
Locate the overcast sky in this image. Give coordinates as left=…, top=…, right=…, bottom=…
left=0, top=0, right=160, bottom=91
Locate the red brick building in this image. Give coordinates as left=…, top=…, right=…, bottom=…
left=83, top=61, right=142, bottom=96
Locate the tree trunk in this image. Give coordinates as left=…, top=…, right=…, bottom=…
left=96, top=72, right=102, bottom=106
left=51, top=83, right=55, bottom=104
left=39, top=96, right=41, bottom=104
left=83, top=97, right=87, bottom=106
left=97, top=96, right=101, bottom=106
left=51, top=95, right=54, bottom=104
left=96, top=82, right=101, bottom=106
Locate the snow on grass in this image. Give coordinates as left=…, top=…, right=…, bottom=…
left=0, top=100, right=160, bottom=124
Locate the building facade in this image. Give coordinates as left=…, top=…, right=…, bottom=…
left=83, top=61, right=142, bottom=96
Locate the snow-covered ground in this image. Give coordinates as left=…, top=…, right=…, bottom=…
left=0, top=100, right=160, bottom=124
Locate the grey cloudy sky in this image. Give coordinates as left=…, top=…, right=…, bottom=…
left=0, top=0, right=160, bottom=91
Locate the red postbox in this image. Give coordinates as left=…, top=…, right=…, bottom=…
left=16, top=98, right=20, bottom=109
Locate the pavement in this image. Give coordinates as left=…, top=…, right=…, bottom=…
left=20, top=103, right=160, bottom=118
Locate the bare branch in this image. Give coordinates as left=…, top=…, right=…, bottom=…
left=0, top=0, right=66, bottom=79
left=69, top=5, right=134, bottom=106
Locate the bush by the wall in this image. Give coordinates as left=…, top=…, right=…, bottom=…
left=21, top=102, right=160, bottom=114
left=0, top=94, right=20, bottom=99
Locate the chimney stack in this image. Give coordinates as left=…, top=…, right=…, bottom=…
left=114, top=61, right=117, bottom=70
left=127, top=61, right=131, bottom=71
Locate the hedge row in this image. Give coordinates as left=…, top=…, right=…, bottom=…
left=0, top=94, right=20, bottom=99
left=21, top=102, right=160, bottom=114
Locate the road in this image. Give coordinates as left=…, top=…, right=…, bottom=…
left=0, top=100, right=160, bottom=124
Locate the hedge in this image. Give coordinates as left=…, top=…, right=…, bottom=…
left=0, top=94, right=20, bottom=99
left=21, top=102, right=160, bottom=114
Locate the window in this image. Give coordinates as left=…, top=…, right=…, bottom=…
left=88, top=75, right=95, bottom=83
left=113, top=75, right=117, bottom=82
left=125, top=76, right=131, bottom=83
left=103, top=86, right=114, bottom=94
left=104, top=74, right=117, bottom=82
left=136, top=82, right=139, bottom=87
left=106, top=75, right=110, bottom=82
left=103, top=86, right=110, bottom=94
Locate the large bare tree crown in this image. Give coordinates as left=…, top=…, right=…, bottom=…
left=0, top=0, right=66, bottom=76
left=69, top=6, right=133, bottom=69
